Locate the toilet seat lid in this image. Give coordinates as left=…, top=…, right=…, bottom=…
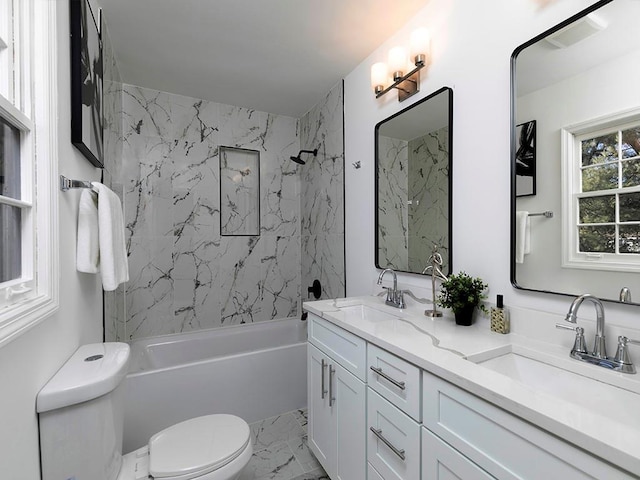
left=149, top=414, right=250, bottom=479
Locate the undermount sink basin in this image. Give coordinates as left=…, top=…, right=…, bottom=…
left=468, top=346, right=640, bottom=429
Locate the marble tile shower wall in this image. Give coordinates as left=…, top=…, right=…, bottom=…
left=100, top=24, right=126, bottom=343
left=407, top=127, right=449, bottom=273
left=119, top=84, right=302, bottom=340
left=377, top=135, right=409, bottom=270
left=299, top=82, right=345, bottom=300
left=376, top=129, right=449, bottom=273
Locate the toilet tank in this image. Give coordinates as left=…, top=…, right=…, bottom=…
left=37, top=343, right=130, bottom=480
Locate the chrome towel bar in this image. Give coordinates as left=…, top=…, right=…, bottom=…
left=60, top=175, right=93, bottom=192
left=528, top=211, right=553, bottom=218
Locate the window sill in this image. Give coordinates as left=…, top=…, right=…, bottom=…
left=0, top=294, right=59, bottom=347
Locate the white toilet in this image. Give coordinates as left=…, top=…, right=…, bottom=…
left=37, top=343, right=252, bottom=480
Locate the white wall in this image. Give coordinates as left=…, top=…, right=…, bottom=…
left=345, top=0, right=640, bottom=331
left=0, top=1, right=103, bottom=478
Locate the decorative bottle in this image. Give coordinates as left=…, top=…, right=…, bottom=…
left=490, top=294, right=510, bottom=334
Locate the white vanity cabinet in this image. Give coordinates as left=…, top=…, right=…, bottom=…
left=308, top=314, right=367, bottom=480
left=306, top=308, right=638, bottom=480
left=422, top=370, right=636, bottom=480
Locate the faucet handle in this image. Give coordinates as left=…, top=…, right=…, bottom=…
left=555, top=324, right=589, bottom=355
left=396, top=290, right=406, bottom=309
left=380, top=286, right=394, bottom=303
left=613, top=336, right=640, bottom=366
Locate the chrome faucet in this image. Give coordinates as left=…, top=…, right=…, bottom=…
left=557, top=293, right=639, bottom=374
left=377, top=268, right=405, bottom=309
left=565, top=293, right=607, bottom=359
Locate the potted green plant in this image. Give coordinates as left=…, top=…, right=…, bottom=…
left=437, top=272, right=489, bottom=326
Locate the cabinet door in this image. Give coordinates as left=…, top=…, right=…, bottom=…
left=308, top=344, right=334, bottom=474
left=422, top=428, right=496, bottom=480
left=334, top=361, right=366, bottom=480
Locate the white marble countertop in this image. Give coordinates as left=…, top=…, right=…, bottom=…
left=303, top=295, right=640, bottom=477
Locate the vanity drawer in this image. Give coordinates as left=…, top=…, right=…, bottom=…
left=367, top=388, right=421, bottom=480
left=367, top=344, right=421, bottom=421
left=422, top=427, right=496, bottom=479
left=308, top=314, right=367, bottom=381
left=422, top=371, right=636, bottom=480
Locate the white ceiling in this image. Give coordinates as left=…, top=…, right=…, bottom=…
left=100, top=0, right=431, bottom=118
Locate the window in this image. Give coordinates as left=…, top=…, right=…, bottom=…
left=562, top=110, right=640, bottom=272
left=0, top=0, right=58, bottom=345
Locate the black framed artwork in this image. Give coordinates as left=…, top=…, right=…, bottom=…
left=515, top=120, right=536, bottom=197
left=70, top=0, right=104, bottom=168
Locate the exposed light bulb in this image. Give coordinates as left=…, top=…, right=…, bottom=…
left=410, top=27, right=430, bottom=65
left=388, top=47, right=407, bottom=80
left=370, top=62, right=388, bottom=93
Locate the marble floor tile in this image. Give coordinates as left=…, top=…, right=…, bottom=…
left=287, top=435, right=321, bottom=473
left=291, top=409, right=308, bottom=430
left=238, top=441, right=304, bottom=480
left=289, top=469, right=330, bottom=480
left=240, top=409, right=326, bottom=480
left=250, top=413, right=305, bottom=452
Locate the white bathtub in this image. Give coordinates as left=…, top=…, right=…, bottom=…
left=122, top=318, right=308, bottom=452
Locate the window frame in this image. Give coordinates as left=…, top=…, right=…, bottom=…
left=0, top=0, right=59, bottom=346
left=562, top=107, right=640, bottom=273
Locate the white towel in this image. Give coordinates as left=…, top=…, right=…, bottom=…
left=76, top=183, right=129, bottom=291
left=515, top=211, right=531, bottom=264
left=76, top=189, right=100, bottom=273
left=92, top=182, right=129, bottom=291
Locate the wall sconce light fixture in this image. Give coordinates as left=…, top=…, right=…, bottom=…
left=371, top=27, right=430, bottom=102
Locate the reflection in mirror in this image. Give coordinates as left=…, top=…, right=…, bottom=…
left=512, top=0, right=640, bottom=304
left=376, top=86, right=453, bottom=275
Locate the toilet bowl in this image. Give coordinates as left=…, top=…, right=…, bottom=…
left=37, top=343, right=252, bottom=480
left=118, top=414, right=252, bottom=480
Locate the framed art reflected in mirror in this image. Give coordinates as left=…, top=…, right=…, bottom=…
left=515, top=120, right=536, bottom=197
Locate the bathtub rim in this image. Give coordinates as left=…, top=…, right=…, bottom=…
left=127, top=317, right=306, bottom=376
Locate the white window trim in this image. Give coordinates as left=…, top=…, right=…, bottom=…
left=0, top=0, right=59, bottom=347
left=561, top=106, right=640, bottom=273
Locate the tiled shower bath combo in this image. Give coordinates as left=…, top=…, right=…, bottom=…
left=105, top=81, right=344, bottom=340
left=102, top=57, right=344, bottom=476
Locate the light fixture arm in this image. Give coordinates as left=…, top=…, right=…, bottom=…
left=375, top=61, right=425, bottom=101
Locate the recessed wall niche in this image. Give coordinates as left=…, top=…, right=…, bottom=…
left=219, top=146, right=260, bottom=236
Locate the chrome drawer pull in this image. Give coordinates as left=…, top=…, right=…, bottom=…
left=370, top=366, right=406, bottom=390
left=321, top=359, right=327, bottom=399
left=329, top=365, right=335, bottom=407
left=369, top=427, right=406, bottom=461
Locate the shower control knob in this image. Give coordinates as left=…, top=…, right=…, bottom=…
left=307, top=280, right=322, bottom=300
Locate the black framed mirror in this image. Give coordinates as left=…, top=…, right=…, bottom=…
left=375, top=86, right=453, bottom=275
left=511, top=0, right=640, bottom=304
